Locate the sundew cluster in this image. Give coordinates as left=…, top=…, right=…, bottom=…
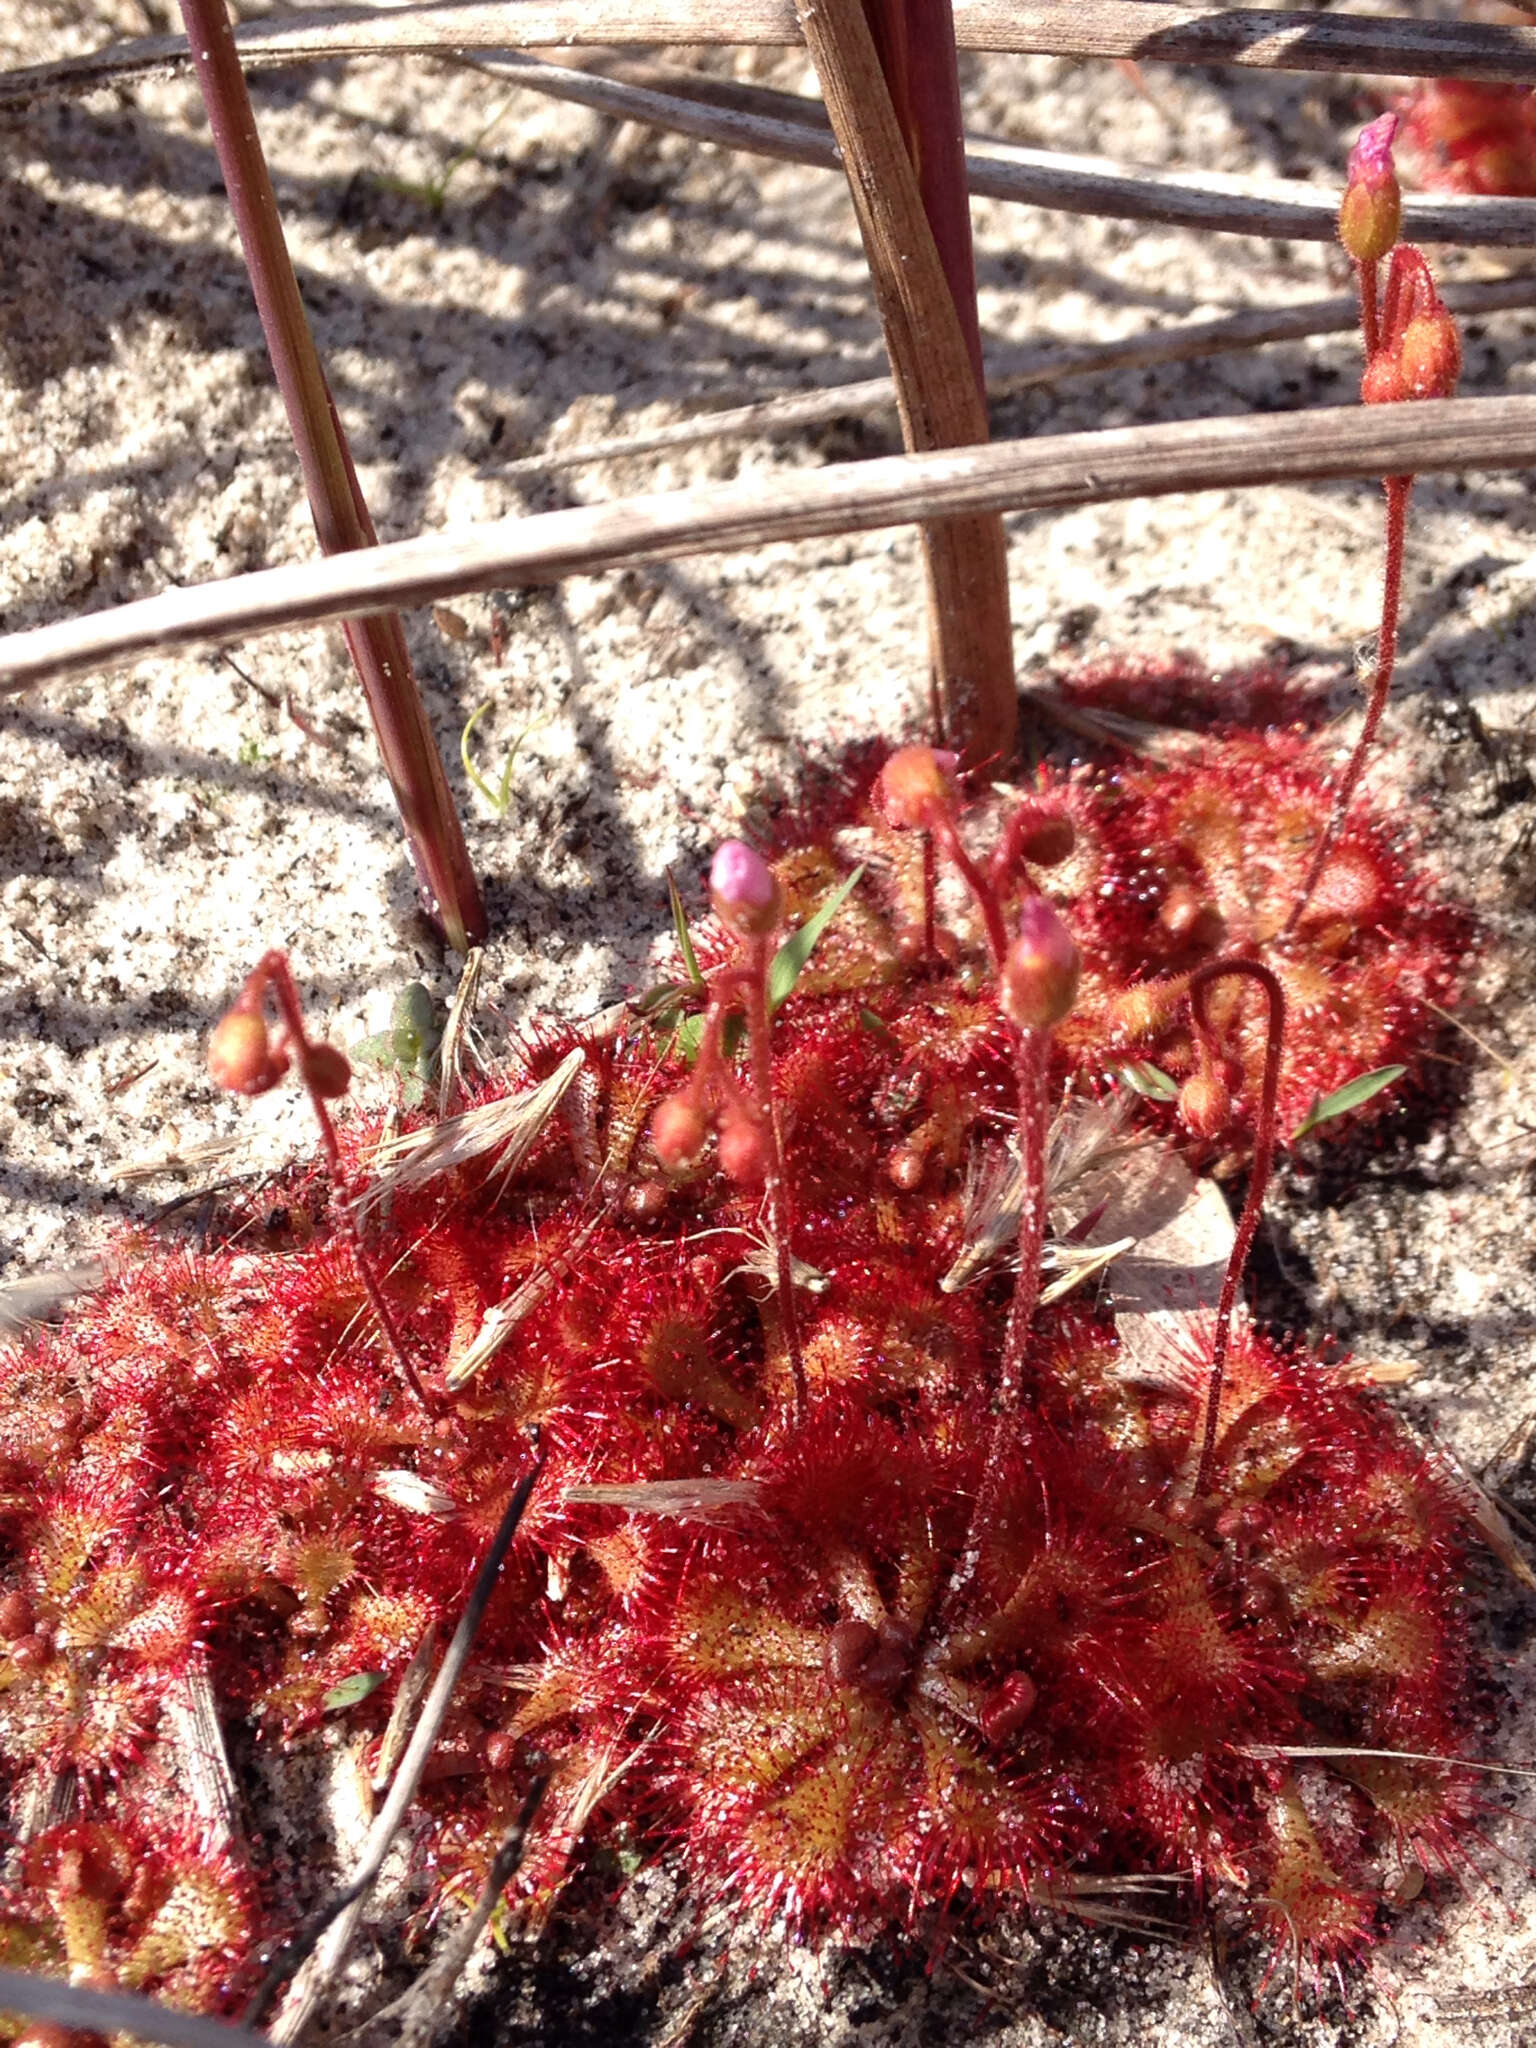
left=0, top=710, right=1491, bottom=2027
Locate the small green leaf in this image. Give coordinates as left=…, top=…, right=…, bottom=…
left=674, top=1013, right=706, bottom=1065
left=391, top=983, right=442, bottom=1068
left=1292, top=1064, right=1406, bottom=1140
left=323, top=1671, right=384, bottom=1712
left=1118, top=1061, right=1180, bottom=1102
left=350, top=1032, right=397, bottom=1071
left=768, top=866, right=865, bottom=1013
left=666, top=869, right=706, bottom=990
left=858, top=1006, right=895, bottom=1041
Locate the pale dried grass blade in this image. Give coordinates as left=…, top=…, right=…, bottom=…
left=268, top=1470, right=539, bottom=2041
left=161, top=1658, right=238, bottom=1846
left=12, top=397, right=1536, bottom=695
left=371, top=1623, right=437, bottom=1796
left=446, top=1200, right=613, bottom=1388
left=503, top=277, right=1536, bottom=479
left=0, top=1262, right=104, bottom=1333
left=563, top=1477, right=765, bottom=1518
left=1426, top=1438, right=1536, bottom=1591
left=437, top=944, right=485, bottom=1117
left=356, top=1047, right=582, bottom=1220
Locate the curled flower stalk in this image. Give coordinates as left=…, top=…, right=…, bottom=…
left=1184, top=957, right=1286, bottom=1497
left=209, top=951, right=434, bottom=1415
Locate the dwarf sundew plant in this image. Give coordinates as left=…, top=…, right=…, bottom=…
left=0, top=691, right=1492, bottom=2027
left=3, top=6, right=1532, bottom=2037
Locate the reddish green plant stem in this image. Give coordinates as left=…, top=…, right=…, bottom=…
left=244, top=951, right=437, bottom=1416
left=997, top=1024, right=1050, bottom=1407
left=1188, top=958, right=1285, bottom=1497
left=687, top=964, right=808, bottom=1418
left=178, top=0, right=485, bottom=952
left=1357, top=257, right=1381, bottom=358
left=743, top=939, right=808, bottom=1419
left=921, top=831, right=938, bottom=963
left=926, top=807, right=1007, bottom=970
left=1286, top=472, right=1411, bottom=932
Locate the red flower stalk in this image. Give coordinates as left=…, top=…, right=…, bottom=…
left=876, top=746, right=1007, bottom=970
left=1185, top=958, right=1286, bottom=1497
left=652, top=844, right=807, bottom=1414
left=1290, top=128, right=1462, bottom=935
left=208, top=952, right=433, bottom=1416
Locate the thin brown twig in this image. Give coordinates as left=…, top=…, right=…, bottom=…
left=12, top=0, right=1536, bottom=98
left=794, top=0, right=1015, bottom=764
left=500, top=276, right=1536, bottom=479
left=263, top=1465, right=543, bottom=2041
left=12, top=34, right=1536, bottom=247
left=8, top=394, right=1536, bottom=693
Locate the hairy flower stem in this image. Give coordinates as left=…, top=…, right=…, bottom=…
left=1287, top=473, right=1410, bottom=932
left=744, top=941, right=808, bottom=1420
left=1188, top=958, right=1286, bottom=1497
left=684, top=963, right=807, bottom=1417
left=178, top=0, right=485, bottom=952
left=1357, top=257, right=1381, bottom=358
left=921, top=831, right=938, bottom=963
left=997, top=1025, right=1050, bottom=1407
left=926, top=808, right=1007, bottom=971
left=242, top=952, right=437, bottom=1416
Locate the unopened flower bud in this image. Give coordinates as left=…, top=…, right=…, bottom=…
left=709, top=841, right=782, bottom=937
left=876, top=745, right=960, bottom=830
left=1000, top=899, right=1081, bottom=1032
left=301, top=1043, right=352, bottom=1100
left=208, top=1009, right=287, bottom=1095
left=1158, top=884, right=1224, bottom=951
left=1338, top=112, right=1401, bottom=265
left=652, top=1093, right=709, bottom=1171
left=1361, top=352, right=1408, bottom=406
left=1398, top=309, right=1462, bottom=400
left=1178, top=1070, right=1232, bottom=1139
left=0, top=1591, right=33, bottom=1640
left=717, top=1111, right=770, bottom=1187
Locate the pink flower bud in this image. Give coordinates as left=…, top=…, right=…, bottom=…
left=709, top=840, right=782, bottom=937
left=301, top=1043, right=352, bottom=1100
left=717, top=1110, right=770, bottom=1187
left=1361, top=352, right=1408, bottom=406
left=652, top=1093, right=710, bottom=1172
left=1000, top=898, right=1081, bottom=1031
left=876, top=745, right=960, bottom=830
left=1178, top=1070, right=1232, bottom=1139
left=1398, top=308, right=1462, bottom=399
left=208, top=1009, right=288, bottom=1096
left=1338, top=113, right=1401, bottom=264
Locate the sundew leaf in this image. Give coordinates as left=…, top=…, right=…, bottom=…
left=768, top=866, right=865, bottom=1012
left=323, top=1671, right=384, bottom=1712
left=1118, top=1061, right=1180, bottom=1102
left=667, top=867, right=706, bottom=990
left=1292, top=1064, right=1406, bottom=1140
